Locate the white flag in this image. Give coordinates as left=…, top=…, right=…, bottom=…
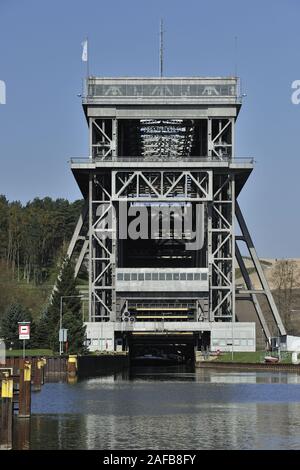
left=82, top=39, right=88, bottom=62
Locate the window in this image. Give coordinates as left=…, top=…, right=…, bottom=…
left=173, top=273, right=179, bottom=281
left=159, top=273, right=165, bottom=281
left=166, top=273, right=172, bottom=281
left=180, top=273, right=186, bottom=280
left=194, top=273, right=201, bottom=281
left=187, top=273, right=193, bottom=281
left=131, top=273, right=137, bottom=281
left=124, top=273, right=130, bottom=281
left=247, top=339, right=254, bottom=346
left=117, top=273, right=123, bottom=281
left=201, top=273, right=208, bottom=281
left=152, top=273, right=159, bottom=280
left=138, top=273, right=144, bottom=281
left=234, top=339, right=240, bottom=346
left=145, top=273, right=151, bottom=281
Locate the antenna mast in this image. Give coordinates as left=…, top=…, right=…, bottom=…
left=160, top=19, right=164, bottom=78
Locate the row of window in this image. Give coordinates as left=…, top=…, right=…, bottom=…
left=117, top=272, right=208, bottom=282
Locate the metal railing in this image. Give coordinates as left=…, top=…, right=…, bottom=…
left=70, top=156, right=254, bottom=164
left=83, top=77, right=241, bottom=101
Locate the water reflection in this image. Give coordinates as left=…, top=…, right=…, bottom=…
left=28, top=403, right=300, bottom=450
left=131, top=366, right=300, bottom=385
left=26, top=366, right=300, bottom=450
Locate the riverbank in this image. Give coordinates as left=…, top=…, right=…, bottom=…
left=196, top=361, right=300, bottom=371
left=215, top=351, right=293, bottom=363
left=195, top=351, right=300, bottom=371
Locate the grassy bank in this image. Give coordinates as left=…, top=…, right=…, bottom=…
left=216, top=351, right=293, bottom=363
left=5, top=348, right=54, bottom=357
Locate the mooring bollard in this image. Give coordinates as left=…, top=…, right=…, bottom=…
left=0, top=370, right=13, bottom=450
left=67, top=355, right=78, bottom=378
left=32, top=359, right=43, bottom=392
left=19, top=360, right=31, bottom=418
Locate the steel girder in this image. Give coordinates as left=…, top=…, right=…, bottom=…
left=87, top=169, right=213, bottom=321
left=208, top=174, right=235, bottom=321
left=112, top=170, right=212, bottom=201
left=235, top=201, right=286, bottom=338
left=208, top=118, right=234, bottom=160
left=90, top=118, right=117, bottom=159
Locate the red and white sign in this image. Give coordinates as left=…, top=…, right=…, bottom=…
left=18, top=323, right=30, bottom=340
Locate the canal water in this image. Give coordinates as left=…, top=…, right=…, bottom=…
left=25, top=366, right=300, bottom=450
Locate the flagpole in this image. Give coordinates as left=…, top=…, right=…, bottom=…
left=81, top=37, right=89, bottom=97
left=86, top=36, right=89, bottom=79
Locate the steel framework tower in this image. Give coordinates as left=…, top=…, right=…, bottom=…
left=68, top=76, right=286, bottom=353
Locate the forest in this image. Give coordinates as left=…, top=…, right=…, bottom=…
left=0, top=194, right=84, bottom=329
left=0, top=195, right=84, bottom=284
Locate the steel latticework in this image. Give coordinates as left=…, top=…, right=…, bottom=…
left=67, top=77, right=286, bottom=352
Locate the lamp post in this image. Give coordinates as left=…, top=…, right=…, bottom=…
left=59, top=295, right=84, bottom=355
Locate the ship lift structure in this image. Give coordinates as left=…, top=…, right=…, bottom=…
left=66, top=76, right=285, bottom=356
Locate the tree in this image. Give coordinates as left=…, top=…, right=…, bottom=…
left=45, top=256, right=86, bottom=353
left=271, top=259, right=300, bottom=333
left=33, top=307, right=51, bottom=349
left=62, top=308, right=86, bottom=354
left=1, top=302, right=32, bottom=348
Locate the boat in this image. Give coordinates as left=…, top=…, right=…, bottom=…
left=131, top=353, right=183, bottom=366
left=264, top=355, right=279, bottom=364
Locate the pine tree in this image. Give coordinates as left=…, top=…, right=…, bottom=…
left=33, top=307, right=51, bottom=349
left=45, top=256, right=86, bottom=353
left=1, top=302, right=32, bottom=349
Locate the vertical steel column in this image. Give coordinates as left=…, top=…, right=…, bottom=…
left=89, top=117, right=93, bottom=158
left=112, top=118, right=118, bottom=157
left=111, top=172, right=117, bottom=322
left=88, top=172, right=93, bottom=321
left=231, top=175, right=236, bottom=322
left=111, top=119, right=118, bottom=322
left=207, top=199, right=213, bottom=321
left=231, top=117, right=235, bottom=160
left=209, top=175, right=234, bottom=320
left=88, top=116, right=94, bottom=321
left=207, top=118, right=212, bottom=158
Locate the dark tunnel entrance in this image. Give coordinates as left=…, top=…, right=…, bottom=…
left=127, top=333, right=197, bottom=366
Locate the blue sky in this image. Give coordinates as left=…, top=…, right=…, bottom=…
left=0, top=0, right=299, bottom=258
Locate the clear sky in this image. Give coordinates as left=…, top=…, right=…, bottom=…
left=0, top=0, right=299, bottom=258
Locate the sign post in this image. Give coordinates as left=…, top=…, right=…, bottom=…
left=18, top=322, right=30, bottom=359
left=59, top=329, right=68, bottom=355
